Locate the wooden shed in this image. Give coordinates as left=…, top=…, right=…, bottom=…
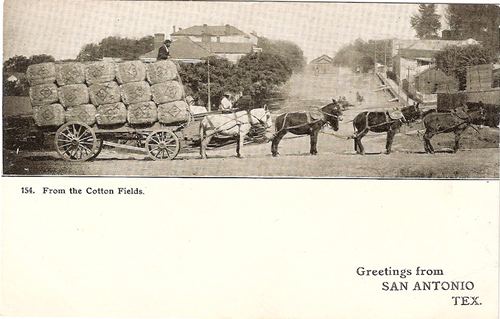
left=414, top=66, right=458, bottom=94
left=466, top=64, right=494, bottom=91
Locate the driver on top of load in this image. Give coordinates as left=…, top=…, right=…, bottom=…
left=157, top=39, right=171, bottom=60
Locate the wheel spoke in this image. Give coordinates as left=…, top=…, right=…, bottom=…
left=164, top=146, right=171, bottom=157
left=80, top=144, right=92, bottom=154
left=76, top=125, right=83, bottom=138
left=160, top=149, right=167, bottom=158
left=151, top=135, right=161, bottom=144
left=58, top=141, right=73, bottom=148
left=80, top=133, right=93, bottom=140
left=149, top=145, right=160, bottom=153
left=60, top=132, right=74, bottom=140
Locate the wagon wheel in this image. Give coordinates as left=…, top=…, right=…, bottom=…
left=89, top=139, right=104, bottom=160
left=145, top=129, right=180, bottom=160
left=54, top=122, right=98, bottom=161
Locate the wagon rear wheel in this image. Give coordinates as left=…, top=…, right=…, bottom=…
left=55, top=122, right=98, bottom=161
left=145, top=129, right=180, bottom=160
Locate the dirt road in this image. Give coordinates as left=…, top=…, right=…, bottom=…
left=4, top=69, right=499, bottom=178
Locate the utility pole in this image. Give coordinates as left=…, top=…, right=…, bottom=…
left=406, top=66, right=410, bottom=106
left=384, top=41, right=387, bottom=74
left=207, top=58, right=211, bottom=111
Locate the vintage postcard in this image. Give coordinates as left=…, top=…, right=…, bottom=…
left=1, top=1, right=499, bottom=318
left=2, top=0, right=499, bottom=177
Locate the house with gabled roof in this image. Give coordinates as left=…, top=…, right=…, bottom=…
left=392, top=38, right=479, bottom=82
left=140, top=25, right=260, bottom=64
left=171, top=24, right=258, bottom=45
left=308, top=54, right=336, bottom=74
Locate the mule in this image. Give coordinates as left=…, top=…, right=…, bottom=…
left=271, top=100, right=343, bottom=156
left=199, top=108, right=272, bottom=159
left=422, top=106, right=485, bottom=154
left=353, top=103, right=421, bottom=155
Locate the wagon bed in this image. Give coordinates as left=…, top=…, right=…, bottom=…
left=48, top=109, right=268, bottom=161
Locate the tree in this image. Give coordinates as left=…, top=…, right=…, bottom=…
left=236, top=52, right=292, bottom=104
left=3, top=54, right=55, bottom=73
left=179, top=56, right=239, bottom=108
left=179, top=52, right=293, bottom=108
left=435, top=44, right=494, bottom=90
left=410, top=4, right=441, bottom=39
left=3, top=55, right=30, bottom=73
left=77, top=36, right=154, bottom=61
left=28, top=54, right=55, bottom=65
left=446, top=4, right=500, bottom=53
left=333, top=38, right=392, bottom=73
left=257, top=37, right=305, bottom=72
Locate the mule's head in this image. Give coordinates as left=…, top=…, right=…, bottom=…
left=321, top=99, right=343, bottom=131
left=250, top=108, right=272, bottom=128
left=468, top=105, right=487, bottom=125
left=401, top=102, right=422, bottom=123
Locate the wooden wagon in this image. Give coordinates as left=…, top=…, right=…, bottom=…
left=50, top=110, right=268, bottom=161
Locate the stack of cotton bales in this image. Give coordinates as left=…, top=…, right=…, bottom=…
left=146, top=60, right=188, bottom=124
left=116, top=61, right=156, bottom=125
left=86, top=61, right=125, bottom=126
left=27, top=63, right=64, bottom=127
left=56, top=63, right=95, bottom=125
left=28, top=59, right=190, bottom=129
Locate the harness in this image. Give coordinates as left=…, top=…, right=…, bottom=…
left=203, top=110, right=268, bottom=139
left=275, top=108, right=341, bottom=134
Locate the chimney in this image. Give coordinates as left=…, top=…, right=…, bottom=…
left=173, top=25, right=176, bottom=33
left=154, top=33, right=165, bottom=50
left=225, top=24, right=230, bottom=35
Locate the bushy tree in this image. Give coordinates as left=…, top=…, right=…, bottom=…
left=3, top=54, right=55, bottom=73
left=77, top=36, right=154, bottom=61
left=179, top=52, right=293, bottom=108
left=257, top=37, right=305, bottom=72
left=333, top=39, right=392, bottom=72
left=3, top=56, right=30, bottom=73
left=179, top=56, right=239, bottom=108
left=435, top=44, right=494, bottom=90
left=410, top=4, right=441, bottom=39
left=446, top=4, right=500, bottom=54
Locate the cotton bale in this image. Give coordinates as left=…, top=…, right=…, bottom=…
left=29, top=83, right=59, bottom=106
left=120, top=81, right=151, bottom=105
left=65, top=104, right=97, bottom=125
left=33, top=104, right=65, bottom=127
left=146, top=60, right=178, bottom=84
left=58, top=84, right=89, bottom=108
left=96, top=102, right=127, bottom=125
left=158, top=100, right=190, bottom=124
left=115, top=61, right=147, bottom=84
left=85, top=61, right=116, bottom=85
left=151, top=81, right=184, bottom=104
left=26, top=63, right=56, bottom=85
left=89, top=81, right=121, bottom=105
left=127, top=101, right=158, bottom=124
left=55, top=62, right=85, bottom=86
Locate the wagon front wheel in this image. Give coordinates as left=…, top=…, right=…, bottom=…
left=145, top=129, right=180, bottom=160
left=55, top=122, right=98, bottom=161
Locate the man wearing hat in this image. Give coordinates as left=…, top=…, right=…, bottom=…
left=157, top=39, right=172, bottom=60
left=219, top=92, right=233, bottom=111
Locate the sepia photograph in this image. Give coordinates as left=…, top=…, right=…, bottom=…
left=2, top=0, right=499, bottom=177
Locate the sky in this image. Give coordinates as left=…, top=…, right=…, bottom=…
left=3, top=0, right=450, bottom=62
